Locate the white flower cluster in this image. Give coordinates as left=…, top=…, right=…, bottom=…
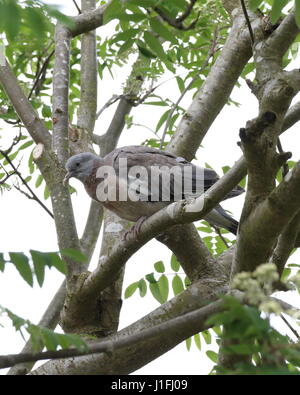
left=232, top=263, right=281, bottom=315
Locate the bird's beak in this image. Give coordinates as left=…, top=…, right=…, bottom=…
left=63, top=171, right=73, bottom=187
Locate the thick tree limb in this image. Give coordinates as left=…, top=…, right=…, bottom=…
left=77, top=0, right=97, bottom=138
left=76, top=0, right=103, bottom=263
left=52, top=24, right=71, bottom=164
left=32, top=144, right=83, bottom=279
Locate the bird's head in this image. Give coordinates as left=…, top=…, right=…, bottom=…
left=63, top=152, right=100, bottom=186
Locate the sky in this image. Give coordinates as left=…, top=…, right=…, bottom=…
left=1, top=0, right=300, bottom=375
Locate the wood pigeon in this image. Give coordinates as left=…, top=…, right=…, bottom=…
left=63, top=145, right=243, bottom=235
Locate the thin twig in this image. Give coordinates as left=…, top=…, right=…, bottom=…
left=177, top=0, right=197, bottom=23
left=72, top=0, right=82, bottom=14
left=95, top=94, right=123, bottom=120
left=280, top=313, right=300, bottom=340
left=28, top=49, right=55, bottom=100
left=0, top=164, right=15, bottom=185
left=153, top=0, right=200, bottom=31
left=0, top=150, right=54, bottom=219
left=213, top=226, right=230, bottom=248
left=240, top=0, right=254, bottom=44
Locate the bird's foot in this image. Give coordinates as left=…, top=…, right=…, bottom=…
left=123, top=216, right=148, bottom=241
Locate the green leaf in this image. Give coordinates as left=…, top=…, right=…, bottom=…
left=6, top=308, right=26, bottom=331
left=103, top=0, right=122, bottom=23
left=170, top=254, right=180, bottom=272
left=25, top=7, right=47, bottom=38
left=158, top=274, right=169, bottom=303
left=47, top=253, right=67, bottom=275
left=145, top=272, right=157, bottom=283
left=118, top=38, right=135, bottom=55
left=206, top=350, right=218, bottom=363
left=60, top=249, right=87, bottom=263
left=202, top=329, right=212, bottom=345
left=40, top=327, right=59, bottom=351
left=144, top=31, right=167, bottom=61
left=59, top=333, right=88, bottom=351
left=185, top=336, right=192, bottom=351
left=154, top=260, right=165, bottom=273
left=270, top=0, right=289, bottom=24
left=176, top=76, right=185, bottom=93
left=249, top=0, right=263, bottom=10
left=45, top=6, right=74, bottom=29
left=155, top=109, right=171, bottom=132
left=127, top=0, right=157, bottom=7
left=149, top=17, right=177, bottom=44
left=194, top=333, right=201, bottom=350
left=44, top=185, right=50, bottom=200
left=172, top=274, right=184, bottom=295
left=111, top=28, right=139, bottom=43
left=117, top=13, right=146, bottom=22
left=125, top=282, right=139, bottom=298
left=227, top=343, right=254, bottom=355
left=9, top=252, right=33, bottom=287
left=3, top=0, right=21, bottom=40
left=27, top=325, right=43, bottom=352
left=28, top=152, right=35, bottom=174
left=30, top=250, right=46, bottom=287
left=42, top=104, right=52, bottom=118
left=136, top=42, right=157, bottom=59
left=19, top=140, right=33, bottom=150
left=0, top=253, right=5, bottom=272
left=138, top=278, right=147, bottom=297
left=35, top=174, right=43, bottom=188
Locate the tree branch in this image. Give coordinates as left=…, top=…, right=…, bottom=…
left=52, top=23, right=71, bottom=164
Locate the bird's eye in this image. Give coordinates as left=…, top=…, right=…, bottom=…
left=76, top=162, right=80, bottom=167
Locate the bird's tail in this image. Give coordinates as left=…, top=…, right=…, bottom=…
left=204, top=204, right=239, bottom=235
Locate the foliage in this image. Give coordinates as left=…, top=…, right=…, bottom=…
left=0, top=248, right=86, bottom=287
left=0, top=306, right=87, bottom=352
left=207, top=296, right=300, bottom=375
